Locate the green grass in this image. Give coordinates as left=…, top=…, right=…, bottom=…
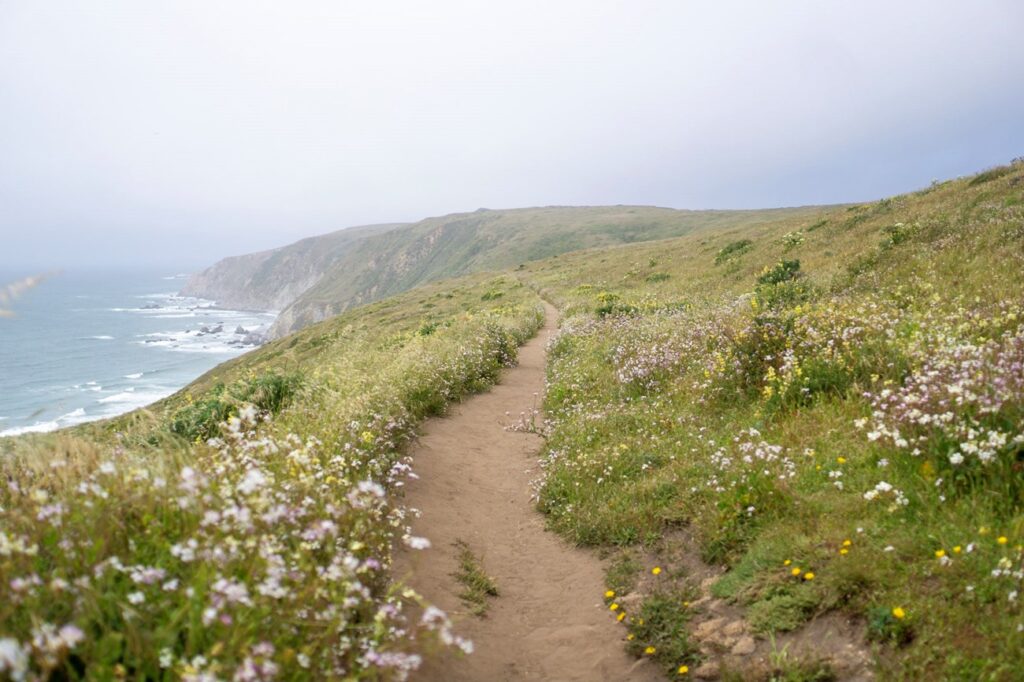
left=521, top=159, right=1024, bottom=677
left=3, top=159, right=1023, bottom=679
left=452, top=540, right=499, bottom=617
left=0, top=272, right=543, bottom=679
left=265, top=204, right=831, bottom=337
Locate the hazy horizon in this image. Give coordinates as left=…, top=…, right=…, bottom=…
left=3, top=1, right=1023, bottom=270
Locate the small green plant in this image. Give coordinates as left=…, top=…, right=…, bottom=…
left=780, top=231, right=805, bottom=251
left=715, top=239, right=753, bottom=265
left=880, top=222, right=915, bottom=249
left=481, top=289, right=504, bottom=301
left=624, top=591, right=698, bottom=675
left=645, top=272, right=670, bottom=283
left=169, top=371, right=303, bottom=440
left=968, top=165, right=1013, bottom=187
left=452, top=540, right=499, bottom=616
left=867, top=605, right=914, bottom=646
left=417, top=321, right=440, bottom=336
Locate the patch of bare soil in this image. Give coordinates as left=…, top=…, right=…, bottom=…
left=395, top=304, right=662, bottom=681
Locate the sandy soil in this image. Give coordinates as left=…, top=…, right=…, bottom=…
left=396, top=303, right=663, bottom=681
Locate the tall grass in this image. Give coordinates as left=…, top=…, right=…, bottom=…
left=0, top=274, right=543, bottom=680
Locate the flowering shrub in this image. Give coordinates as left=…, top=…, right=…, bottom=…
left=860, top=323, right=1024, bottom=490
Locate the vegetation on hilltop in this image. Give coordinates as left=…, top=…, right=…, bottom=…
left=519, top=159, right=1024, bottom=677
left=0, top=274, right=543, bottom=680
left=205, top=204, right=825, bottom=338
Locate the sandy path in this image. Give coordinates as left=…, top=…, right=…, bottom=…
left=396, top=304, right=662, bottom=682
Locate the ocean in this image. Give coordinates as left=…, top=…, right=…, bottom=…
left=0, top=270, right=276, bottom=437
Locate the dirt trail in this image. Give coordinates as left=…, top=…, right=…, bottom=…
left=397, top=303, right=662, bottom=682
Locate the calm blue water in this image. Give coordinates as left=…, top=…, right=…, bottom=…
left=0, top=270, right=275, bottom=437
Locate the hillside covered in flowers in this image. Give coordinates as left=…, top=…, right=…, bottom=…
left=521, top=159, right=1024, bottom=678
left=2, top=159, right=1023, bottom=680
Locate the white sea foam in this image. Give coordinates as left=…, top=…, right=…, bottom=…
left=1, top=421, right=60, bottom=437
left=124, top=372, right=144, bottom=379
left=85, top=335, right=115, bottom=340
left=0, top=408, right=90, bottom=438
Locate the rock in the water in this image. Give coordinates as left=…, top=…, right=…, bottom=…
left=234, top=325, right=247, bottom=335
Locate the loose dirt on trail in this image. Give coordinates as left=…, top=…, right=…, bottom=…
left=396, top=304, right=662, bottom=681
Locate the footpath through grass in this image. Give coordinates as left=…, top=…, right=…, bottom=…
left=0, top=274, right=542, bottom=680
left=523, top=160, right=1024, bottom=678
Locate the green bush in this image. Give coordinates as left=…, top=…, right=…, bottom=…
left=169, top=371, right=303, bottom=440
left=715, top=239, right=753, bottom=265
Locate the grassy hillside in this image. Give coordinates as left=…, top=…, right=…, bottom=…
left=0, top=273, right=543, bottom=679
left=181, top=222, right=403, bottom=311
left=2, top=160, right=1021, bottom=680
left=267, top=205, right=830, bottom=337
left=518, top=160, right=1024, bottom=678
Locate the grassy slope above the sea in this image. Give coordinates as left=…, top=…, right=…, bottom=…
left=519, top=160, right=1024, bottom=678
left=0, top=273, right=543, bottom=680
left=269, top=204, right=830, bottom=336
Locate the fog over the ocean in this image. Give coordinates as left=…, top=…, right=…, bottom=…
left=1, top=1, right=1022, bottom=270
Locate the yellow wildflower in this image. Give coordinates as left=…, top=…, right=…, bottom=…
left=617, top=612, right=626, bottom=622
left=952, top=545, right=962, bottom=554
left=892, top=607, right=905, bottom=619
left=842, top=539, right=852, bottom=547
left=998, top=536, right=1009, bottom=545
left=803, top=571, right=815, bottom=581
left=610, top=603, right=619, bottom=611
left=783, top=559, right=791, bottom=566
left=791, top=567, right=801, bottom=576
left=935, top=549, right=945, bottom=558
left=678, top=665, right=689, bottom=675
left=645, top=646, right=656, bottom=655
left=652, top=566, right=662, bottom=576
left=605, top=590, right=615, bottom=598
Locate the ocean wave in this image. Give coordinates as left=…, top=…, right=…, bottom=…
left=84, top=335, right=115, bottom=340
left=124, top=372, right=144, bottom=379
left=0, top=408, right=91, bottom=438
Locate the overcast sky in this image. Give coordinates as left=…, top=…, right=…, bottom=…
left=2, top=1, right=1022, bottom=270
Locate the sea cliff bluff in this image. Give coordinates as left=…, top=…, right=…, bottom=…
left=183, top=205, right=828, bottom=339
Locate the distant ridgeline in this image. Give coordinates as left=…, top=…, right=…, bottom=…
left=182, top=205, right=827, bottom=338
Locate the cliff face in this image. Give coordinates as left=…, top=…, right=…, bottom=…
left=179, top=223, right=403, bottom=311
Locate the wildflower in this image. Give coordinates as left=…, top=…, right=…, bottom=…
left=837, top=456, right=847, bottom=464
left=626, top=633, right=635, bottom=641
left=842, top=539, right=852, bottom=547
left=678, top=664, right=689, bottom=675
left=0, top=637, right=29, bottom=680
left=998, top=536, right=1009, bottom=545
left=839, top=548, right=849, bottom=556
left=791, top=567, right=801, bottom=577
left=803, top=572, right=815, bottom=581
left=892, top=607, right=905, bottom=619
left=783, top=559, right=791, bottom=566
left=935, top=549, right=946, bottom=559
left=652, top=566, right=662, bottom=576
left=953, top=545, right=962, bottom=554
left=605, top=590, right=615, bottom=598
left=644, top=646, right=656, bottom=655
left=610, top=603, right=619, bottom=611
left=617, top=612, right=626, bottom=622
